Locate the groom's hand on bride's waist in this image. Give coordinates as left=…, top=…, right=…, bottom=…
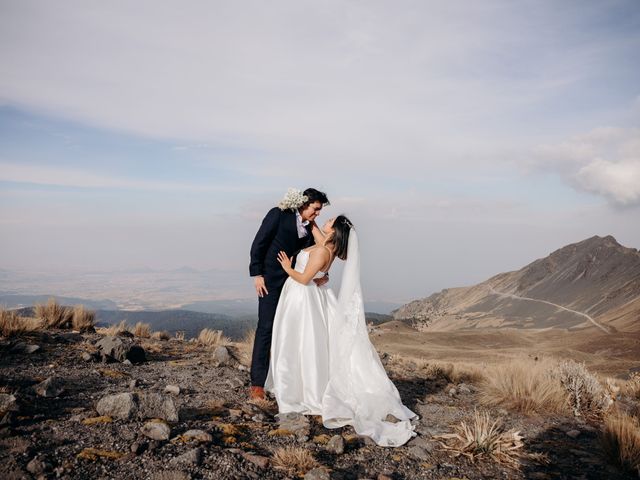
left=254, top=275, right=269, bottom=297
left=313, top=273, right=329, bottom=287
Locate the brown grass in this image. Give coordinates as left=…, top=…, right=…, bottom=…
left=132, top=322, right=151, bottom=338
left=197, top=328, right=232, bottom=349
left=387, top=354, right=484, bottom=384
left=97, top=320, right=129, bottom=336
left=601, top=411, right=640, bottom=475
left=72, top=305, right=95, bottom=332
left=479, top=358, right=569, bottom=415
left=0, top=309, right=42, bottom=337
left=151, top=330, right=170, bottom=341
left=437, top=410, right=525, bottom=467
left=231, top=328, right=255, bottom=366
left=271, top=446, right=319, bottom=476
left=35, top=298, right=73, bottom=328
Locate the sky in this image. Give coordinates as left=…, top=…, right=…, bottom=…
left=1, top=0, right=639, bottom=304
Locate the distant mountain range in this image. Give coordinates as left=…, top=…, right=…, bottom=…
left=393, top=235, right=640, bottom=333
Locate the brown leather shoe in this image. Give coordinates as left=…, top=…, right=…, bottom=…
left=249, top=386, right=265, bottom=401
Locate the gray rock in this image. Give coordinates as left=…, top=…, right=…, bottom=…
left=151, top=471, right=191, bottom=480
left=26, top=457, right=51, bottom=475
left=129, top=379, right=139, bottom=389
left=170, top=447, right=202, bottom=466
left=212, top=346, right=231, bottom=366
left=457, top=383, right=472, bottom=394
left=141, top=420, right=171, bottom=441
left=326, top=434, right=345, bottom=454
left=240, top=452, right=270, bottom=469
left=0, top=393, right=18, bottom=414
left=34, top=377, right=65, bottom=397
left=164, top=385, right=180, bottom=395
left=96, top=335, right=146, bottom=363
left=138, top=392, right=179, bottom=422
left=408, top=445, right=431, bottom=461
left=130, top=441, right=147, bottom=454
left=566, top=429, right=581, bottom=439
left=181, top=429, right=213, bottom=443
left=276, top=411, right=310, bottom=440
left=25, top=344, right=41, bottom=354
left=407, top=436, right=435, bottom=451
left=304, top=467, right=331, bottom=480
left=81, top=352, right=94, bottom=362
left=447, top=387, right=457, bottom=397
left=96, top=392, right=137, bottom=420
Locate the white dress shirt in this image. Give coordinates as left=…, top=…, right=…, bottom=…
left=295, top=210, right=309, bottom=238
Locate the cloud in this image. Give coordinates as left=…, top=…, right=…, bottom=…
left=527, top=127, right=640, bottom=206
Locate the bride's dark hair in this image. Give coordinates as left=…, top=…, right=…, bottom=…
left=331, top=215, right=353, bottom=260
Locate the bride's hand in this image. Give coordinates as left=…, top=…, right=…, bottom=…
left=277, top=251, right=293, bottom=271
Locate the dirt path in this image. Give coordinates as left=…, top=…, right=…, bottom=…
left=488, top=287, right=610, bottom=334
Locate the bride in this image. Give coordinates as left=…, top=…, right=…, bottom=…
left=264, top=215, right=417, bottom=447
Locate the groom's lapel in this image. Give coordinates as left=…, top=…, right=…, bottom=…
left=284, top=210, right=297, bottom=238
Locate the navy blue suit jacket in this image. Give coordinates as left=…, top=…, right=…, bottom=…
left=249, top=207, right=313, bottom=291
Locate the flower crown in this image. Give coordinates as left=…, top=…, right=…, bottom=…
left=278, top=188, right=308, bottom=211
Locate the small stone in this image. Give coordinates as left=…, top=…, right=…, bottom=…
left=457, top=384, right=471, bottom=394
left=26, top=457, right=51, bottom=475
left=408, top=445, right=431, bottom=460
left=566, top=429, right=581, bottom=439
left=212, top=346, right=231, bottom=366
left=251, top=413, right=265, bottom=423
left=378, top=474, right=394, bottom=480
left=181, top=429, right=213, bottom=443
left=81, top=352, right=93, bottom=362
left=228, top=409, right=243, bottom=419
left=304, top=467, right=331, bottom=480
left=141, top=420, right=171, bottom=441
left=96, top=393, right=137, bottom=420
left=0, top=393, right=18, bottom=414
left=241, top=452, right=269, bottom=469
left=170, top=447, right=202, bottom=466
left=325, top=434, right=345, bottom=454
left=122, top=359, right=132, bottom=365
left=24, top=344, right=41, bottom=354
left=129, top=379, right=139, bottom=389
left=34, top=377, right=65, bottom=397
left=276, top=411, right=310, bottom=440
left=165, top=385, right=180, bottom=395
left=447, top=387, right=457, bottom=397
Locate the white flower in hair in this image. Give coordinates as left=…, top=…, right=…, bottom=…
left=278, top=188, right=308, bottom=211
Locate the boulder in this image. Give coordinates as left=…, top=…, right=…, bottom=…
left=96, top=335, right=146, bottom=363
left=325, top=434, right=345, bottom=454
left=96, top=392, right=138, bottom=420
left=212, top=346, right=231, bottom=366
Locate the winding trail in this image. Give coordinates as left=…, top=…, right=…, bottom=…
left=488, top=287, right=610, bottom=334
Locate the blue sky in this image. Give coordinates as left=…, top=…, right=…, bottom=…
left=1, top=0, right=639, bottom=303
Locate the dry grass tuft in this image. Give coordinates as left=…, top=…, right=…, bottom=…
left=436, top=410, right=525, bottom=467
left=1, top=309, right=42, bottom=337
left=248, top=397, right=277, bottom=413
left=231, top=328, right=255, bottom=366
left=97, top=320, right=129, bottom=336
left=387, top=355, right=484, bottom=384
left=197, top=328, right=232, bottom=349
left=132, top=322, right=151, bottom=338
left=552, top=359, right=613, bottom=417
left=601, top=411, right=640, bottom=475
left=151, top=330, right=170, bottom=341
left=271, top=446, right=319, bottom=476
left=174, top=330, right=185, bottom=341
left=35, top=298, right=73, bottom=329
left=625, top=373, right=640, bottom=401
left=479, top=358, right=569, bottom=415
left=72, top=305, right=95, bottom=332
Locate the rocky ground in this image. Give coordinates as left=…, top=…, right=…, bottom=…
left=0, top=330, right=634, bottom=480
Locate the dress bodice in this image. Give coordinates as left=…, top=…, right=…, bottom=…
left=295, top=249, right=327, bottom=279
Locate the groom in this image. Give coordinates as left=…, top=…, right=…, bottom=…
left=248, top=188, right=330, bottom=400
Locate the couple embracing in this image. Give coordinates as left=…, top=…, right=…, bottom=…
left=248, top=188, right=417, bottom=447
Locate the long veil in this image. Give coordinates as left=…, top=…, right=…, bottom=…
left=321, top=229, right=417, bottom=447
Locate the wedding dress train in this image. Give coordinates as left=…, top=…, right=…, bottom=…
left=264, top=231, right=417, bottom=447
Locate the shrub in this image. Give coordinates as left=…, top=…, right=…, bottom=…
left=479, top=358, right=568, bottom=415
left=437, top=410, right=525, bottom=467
left=151, top=330, right=170, bottom=341
left=601, top=412, right=640, bottom=475
left=35, top=298, right=73, bottom=328
left=132, top=322, right=151, bottom=338
left=97, top=320, right=129, bottom=336
left=552, top=359, right=612, bottom=416
left=72, top=305, right=95, bottom=332
left=0, top=309, right=42, bottom=337
left=197, top=328, right=232, bottom=348
left=271, top=446, right=319, bottom=476
left=231, top=328, right=255, bottom=367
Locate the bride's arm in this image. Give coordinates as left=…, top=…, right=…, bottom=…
left=277, top=249, right=329, bottom=285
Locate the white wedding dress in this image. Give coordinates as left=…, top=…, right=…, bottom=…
left=264, top=230, right=417, bottom=447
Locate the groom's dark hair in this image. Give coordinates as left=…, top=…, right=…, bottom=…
left=302, top=188, right=330, bottom=207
